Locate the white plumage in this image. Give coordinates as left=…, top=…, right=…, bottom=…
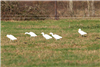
left=6, top=34, right=17, bottom=41
left=41, top=32, right=52, bottom=39
left=25, top=32, right=37, bottom=37
left=78, top=29, right=87, bottom=36
left=50, top=32, right=62, bottom=40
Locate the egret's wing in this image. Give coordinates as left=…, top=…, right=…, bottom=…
left=54, top=34, right=62, bottom=38
left=45, top=34, right=52, bottom=38
left=81, top=31, right=87, bottom=34
left=30, top=32, right=37, bottom=36
left=10, top=35, right=17, bottom=39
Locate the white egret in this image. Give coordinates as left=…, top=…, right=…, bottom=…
left=6, top=34, right=17, bottom=41
left=50, top=32, right=62, bottom=40
left=25, top=32, right=37, bottom=38
left=78, top=28, right=87, bottom=36
left=41, top=32, right=52, bottom=40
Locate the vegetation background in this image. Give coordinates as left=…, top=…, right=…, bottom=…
left=1, top=1, right=100, bottom=20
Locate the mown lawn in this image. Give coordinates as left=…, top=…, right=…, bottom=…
left=1, top=19, right=100, bottom=67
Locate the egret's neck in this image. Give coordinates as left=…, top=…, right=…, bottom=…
left=79, top=29, right=81, bottom=31
left=42, top=33, right=44, bottom=35
left=25, top=32, right=29, bottom=34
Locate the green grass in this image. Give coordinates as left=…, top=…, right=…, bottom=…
left=1, top=19, right=100, bottom=67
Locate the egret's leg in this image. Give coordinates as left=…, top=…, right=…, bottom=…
left=10, top=39, right=11, bottom=42
left=29, top=36, right=31, bottom=41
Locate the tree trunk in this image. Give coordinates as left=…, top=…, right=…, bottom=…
left=69, top=0, right=73, bottom=17
left=91, top=0, right=95, bottom=16
left=87, top=0, right=90, bottom=17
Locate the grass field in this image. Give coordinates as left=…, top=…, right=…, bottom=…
left=1, top=19, right=100, bottom=67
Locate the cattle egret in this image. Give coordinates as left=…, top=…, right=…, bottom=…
left=78, top=28, right=87, bottom=36
left=41, top=32, right=52, bottom=39
left=6, top=34, right=17, bottom=41
left=50, top=32, right=62, bottom=40
left=25, top=32, right=37, bottom=38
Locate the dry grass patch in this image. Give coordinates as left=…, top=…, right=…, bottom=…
left=16, top=25, right=34, bottom=29
left=69, top=49, right=100, bottom=56
left=16, top=25, right=60, bottom=29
